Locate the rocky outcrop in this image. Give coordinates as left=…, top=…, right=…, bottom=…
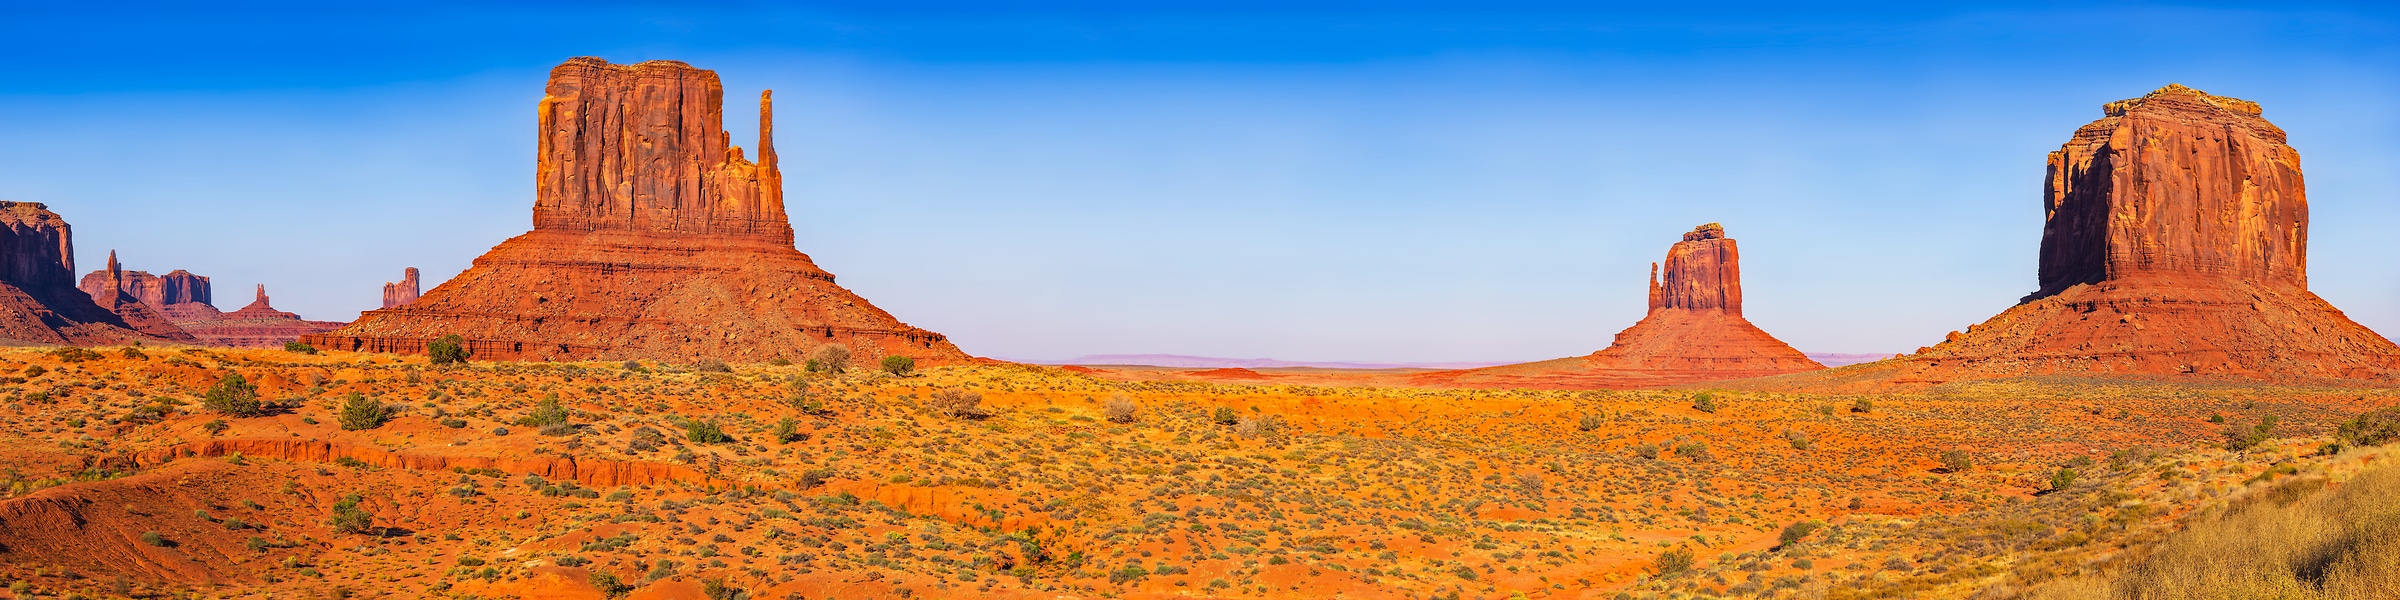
left=0, top=207, right=192, bottom=345
left=81, top=263, right=211, bottom=311
left=381, top=266, right=419, bottom=308
left=306, top=58, right=967, bottom=363
left=169, top=284, right=344, bottom=348
left=1449, top=223, right=1821, bottom=388
left=1877, top=85, right=2400, bottom=383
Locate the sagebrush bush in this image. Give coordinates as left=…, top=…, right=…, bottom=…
left=881, top=355, right=915, bottom=376
left=807, top=344, right=851, bottom=374
left=336, top=392, right=392, bottom=431
left=204, top=373, right=262, bottom=417
left=426, top=335, right=470, bottom=364
left=1103, top=395, right=1138, bottom=423
left=927, top=388, right=986, bottom=419
left=328, top=494, right=374, bottom=534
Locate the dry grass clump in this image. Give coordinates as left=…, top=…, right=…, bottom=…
left=925, top=387, right=987, bottom=419
left=2029, top=458, right=2400, bottom=600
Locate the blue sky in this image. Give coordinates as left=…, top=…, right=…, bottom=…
left=1, top=2, right=2393, bottom=363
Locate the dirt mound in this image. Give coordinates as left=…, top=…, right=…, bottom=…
left=306, top=58, right=965, bottom=364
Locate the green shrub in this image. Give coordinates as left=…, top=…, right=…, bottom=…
left=2049, top=467, right=2079, bottom=492
left=1213, top=406, right=1240, bottom=426
left=881, top=355, right=915, bottom=376
left=772, top=417, right=804, bottom=444
left=1778, top=520, right=1826, bottom=547
left=2337, top=408, right=2400, bottom=447
left=337, top=392, right=392, bottom=431
left=684, top=420, right=731, bottom=444
left=203, top=373, right=263, bottom=417
left=2224, top=415, right=2279, bottom=451
left=1850, top=398, right=1873, bottom=413
left=140, top=531, right=167, bottom=546
left=1577, top=413, right=1606, bottom=432
left=283, top=341, right=318, bottom=355
left=1940, top=450, right=1974, bottom=473
left=328, top=494, right=374, bottom=534
left=589, top=572, right=631, bottom=598
left=1692, top=392, right=1718, bottom=413
left=518, top=394, right=570, bottom=431
left=1654, top=547, right=1694, bottom=575
left=426, top=335, right=470, bottom=365
left=121, top=346, right=149, bottom=360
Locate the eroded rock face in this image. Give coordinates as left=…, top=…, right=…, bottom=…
left=381, top=267, right=419, bottom=308
left=0, top=204, right=192, bottom=345
left=307, top=58, right=967, bottom=363
left=80, top=258, right=342, bottom=348
left=1893, top=85, right=2399, bottom=383
left=2033, top=83, right=2308, bottom=299
left=1459, top=223, right=1821, bottom=388
left=169, top=284, right=344, bottom=348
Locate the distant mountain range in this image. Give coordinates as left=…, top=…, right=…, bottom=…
left=1017, top=352, right=1894, bottom=370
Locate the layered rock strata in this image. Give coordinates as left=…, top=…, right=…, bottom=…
left=0, top=203, right=191, bottom=345
left=307, top=58, right=966, bottom=363
left=381, top=267, right=419, bottom=308
left=1451, top=223, right=1821, bottom=388
left=1890, top=84, right=2400, bottom=382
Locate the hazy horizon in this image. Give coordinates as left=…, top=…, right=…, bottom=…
left=2, top=2, right=2393, bottom=364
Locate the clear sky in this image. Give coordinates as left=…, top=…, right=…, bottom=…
left=1, top=2, right=2393, bottom=363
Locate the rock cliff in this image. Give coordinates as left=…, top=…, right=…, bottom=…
left=0, top=204, right=193, bottom=345
left=306, top=58, right=967, bottom=363
left=1868, top=85, right=2400, bottom=384
left=1448, top=223, right=1821, bottom=388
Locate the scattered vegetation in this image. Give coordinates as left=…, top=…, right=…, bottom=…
left=283, top=341, right=318, bottom=355
left=426, top=334, right=471, bottom=365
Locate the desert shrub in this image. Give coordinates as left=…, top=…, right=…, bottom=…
left=52, top=347, right=102, bottom=362
left=768, top=357, right=792, bottom=366
left=1675, top=442, right=1712, bottom=462
left=328, top=494, right=374, bottom=534
left=881, top=355, right=915, bottom=376
left=121, top=346, right=148, bottom=360
left=1212, top=406, right=1240, bottom=426
left=1234, top=415, right=1284, bottom=439
left=797, top=468, right=834, bottom=489
left=2048, top=467, right=2079, bottom=492
left=926, top=388, right=987, bottom=419
left=203, top=373, right=263, bottom=417
left=806, top=344, right=851, bottom=374
left=23, top=365, right=44, bottom=378
left=283, top=341, right=317, bottom=355
left=1940, top=450, right=1974, bottom=473
left=772, top=417, right=804, bottom=444
left=1514, top=473, right=1544, bottom=497
left=621, top=360, right=646, bottom=372
left=518, top=394, right=570, bottom=432
left=2224, top=415, right=2279, bottom=451
left=2025, top=459, right=2400, bottom=599
left=1103, top=395, right=1138, bottom=423
left=1692, top=392, right=1719, bottom=413
left=693, top=358, right=731, bottom=373
left=1785, top=429, right=1813, bottom=450
left=336, top=392, right=392, bottom=431
left=2336, top=408, right=2400, bottom=447
left=1634, top=443, right=1661, bottom=460
left=1778, top=520, right=1826, bottom=547
left=589, top=572, right=631, bottom=598
left=1850, top=398, right=1873, bottom=413
left=701, top=577, right=739, bottom=600
left=426, top=335, right=470, bottom=364
left=1654, top=547, right=1694, bottom=575
left=684, top=420, right=731, bottom=444
left=1578, top=413, right=1606, bottom=432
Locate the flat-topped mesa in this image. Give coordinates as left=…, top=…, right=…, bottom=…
left=533, top=57, right=789, bottom=243
left=1648, top=223, right=1742, bottom=313
left=0, top=201, right=77, bottom=288
left=2032, top=83, right=2306, bottom=300
left=80, top=259, right=213, bottom=312
left=381, top=267, right=419, bottom=308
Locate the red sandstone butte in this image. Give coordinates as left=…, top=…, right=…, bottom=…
left=1442, top=223, right=1823, bottom=388
left=0, top=203, right=193, bottom=345
left=306, top=58, right=967, bottom=363
left=80, top=256, right=344, bottom=348
left=1876, top=84, right=2399, bottom=384
left=381, top=266, right=419, bottom=308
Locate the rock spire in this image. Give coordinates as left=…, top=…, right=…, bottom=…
left=381, top=267, right=419, bottom=308
left=0, top=205, right=194, bottom=344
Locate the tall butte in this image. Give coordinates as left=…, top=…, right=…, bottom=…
left=0, top=203, right=192, bottom=345
left=306, top=58, right=966, bottom=363
left=1892, top=84, right=2399, bottom=382
left=1446, top=223, right=1822, bottom=388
